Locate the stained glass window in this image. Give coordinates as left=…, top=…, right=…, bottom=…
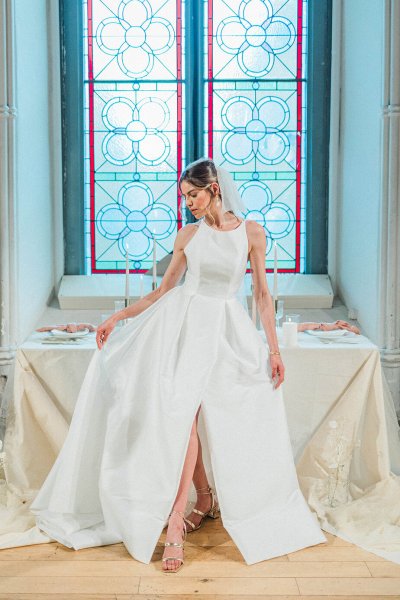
left=83, top=0, right=185, bottom=274
left=82, top=0, right=308, bottom=274
left=205, top=0, right=307, bottom=272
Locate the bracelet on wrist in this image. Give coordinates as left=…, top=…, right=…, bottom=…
left=269, top=350, right=280, bottom=355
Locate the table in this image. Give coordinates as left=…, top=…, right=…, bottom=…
left=1, top=328, right=400, bottom=563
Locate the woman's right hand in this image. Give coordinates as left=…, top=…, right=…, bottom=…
left=96, top=317, right=117, bottom=350
left=270, top=354, right=285, bottom=389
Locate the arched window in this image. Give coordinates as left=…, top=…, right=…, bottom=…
left=61, top=0, right=332, bottom=275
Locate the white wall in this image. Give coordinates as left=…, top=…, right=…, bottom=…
left=333, top=1, right=384, bottom=344
left=9, top=0, right=389, bottom=348
left=14, top=0, right=63, bottom=343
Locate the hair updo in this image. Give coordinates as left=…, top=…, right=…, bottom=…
left=179, top=157, right=233, bottom=227
left=178, top=157, right=217, bottom=191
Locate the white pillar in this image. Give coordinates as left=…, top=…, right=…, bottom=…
left=0, top=0, right=18, bottom=385
left=379, top=0, right=400, bottom=415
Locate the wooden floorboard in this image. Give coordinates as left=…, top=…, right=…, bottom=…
left=0, top=521, right=399, bottom=599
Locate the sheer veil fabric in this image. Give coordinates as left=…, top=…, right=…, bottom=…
left=216, top=165, right=247, bottom=217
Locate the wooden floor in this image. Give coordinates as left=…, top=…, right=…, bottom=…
left=0, top=517, right=399, bottom=599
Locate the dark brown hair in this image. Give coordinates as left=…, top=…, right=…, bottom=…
left=178, top=157, right=217, bottom=192
left=179, top=157, right=232, bottom=226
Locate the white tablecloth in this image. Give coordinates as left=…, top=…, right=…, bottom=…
left=1, top=328, right=400, bottom=563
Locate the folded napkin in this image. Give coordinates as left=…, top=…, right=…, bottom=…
left=36, top=323, right=96, bottom=333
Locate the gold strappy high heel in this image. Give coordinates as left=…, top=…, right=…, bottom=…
left=162, top=510, right=187, bottom=573
left=183, top=485, right=220, bottom=533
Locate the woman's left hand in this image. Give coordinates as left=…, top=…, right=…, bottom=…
left=270, top=354, right=285, bottom=389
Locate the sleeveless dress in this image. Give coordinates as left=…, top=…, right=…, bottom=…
left=30, top=217, right=327, bottom=565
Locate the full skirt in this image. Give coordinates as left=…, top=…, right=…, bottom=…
left=30, top=285, right=327, bottom=564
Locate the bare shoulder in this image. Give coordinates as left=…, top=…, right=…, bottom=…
left=244, top=219, right=265, bottom=241
left=174, top=222, right=200, bottom=250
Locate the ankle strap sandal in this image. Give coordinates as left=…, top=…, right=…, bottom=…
left=162, top=510, right=187, bottom=574
left=183, top=485, right=220, bottom=532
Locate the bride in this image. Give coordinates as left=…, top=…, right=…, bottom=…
left=31, top=158, right=326, bottom=574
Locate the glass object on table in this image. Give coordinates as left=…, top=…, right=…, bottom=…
left=275, top=300, right=284, bottom=328
left=114, top=300, right=125, bottom=327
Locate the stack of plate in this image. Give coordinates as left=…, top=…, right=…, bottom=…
left=49, top=328, right=91, bottom=339
left=304, top=329, right=360, bottom=343
left=39, top=328, right=92, bottom=344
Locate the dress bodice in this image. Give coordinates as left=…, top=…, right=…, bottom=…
left=182, top=218, right=248, bottom=299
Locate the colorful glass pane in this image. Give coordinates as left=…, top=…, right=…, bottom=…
left=83, top=0, right=185, bottom=273
left=205, top=0, right=307, bottom=273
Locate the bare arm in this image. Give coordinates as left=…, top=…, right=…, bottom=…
left=110, top=225, right=198, bottom=322
left=96, top=224, right=199, bottom=349
left=247, top=221, right=285, bottom=388
left=247, top=221, right=279, bottom=353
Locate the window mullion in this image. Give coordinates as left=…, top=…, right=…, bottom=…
left=184, top=0, right=205, bottom=224
left=60, top=0, right=85, bottom=274
left=306, top=0, right=332, bottom=273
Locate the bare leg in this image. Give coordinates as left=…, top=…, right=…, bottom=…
left=162, top=407, right=200, bottom=571
left=182, top=408, right=213, bottom=532
left=192, top=431, right=209, bottom=489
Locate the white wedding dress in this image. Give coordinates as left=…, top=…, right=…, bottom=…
left=30, top=217, right=327, bottom=564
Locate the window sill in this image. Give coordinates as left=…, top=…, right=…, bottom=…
left=57, top=273, right=334, bottom=310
